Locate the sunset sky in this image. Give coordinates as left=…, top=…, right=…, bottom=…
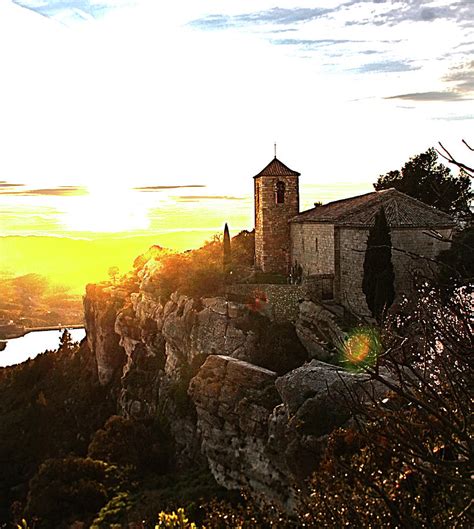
left=0, top=0, right=472, bottom=242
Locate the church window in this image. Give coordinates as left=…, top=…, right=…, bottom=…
left=276, top=181, right=285, bottom=204
left=314, top=237, right=318, bottom=252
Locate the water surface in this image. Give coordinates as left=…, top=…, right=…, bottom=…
left=0, top=328, right=86, bottom=368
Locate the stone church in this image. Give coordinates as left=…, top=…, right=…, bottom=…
left=253, top=155, right=455, bottom=313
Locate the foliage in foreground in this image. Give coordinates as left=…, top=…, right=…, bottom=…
left=0, top=341, right=113, bottom=524
left=306, top=285, right=473, bottom=528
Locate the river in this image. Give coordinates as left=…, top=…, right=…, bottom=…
left=0, top=328, right=86, bottom=368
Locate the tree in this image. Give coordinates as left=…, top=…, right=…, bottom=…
left=374, top=147, right=472, bottom=217
left=107, top=266, right=120, bottom=284
left=25, top=457, right=109, bottom=528
left=58, top=329, right=74, bottom=351
left=87, top=415, right=166, bottom=472
left=223, top=223, right=232, bottom=279
left=362, top=207, right=395, bottom=322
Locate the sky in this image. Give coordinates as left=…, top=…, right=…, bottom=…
left=0, top=0, right=472, bottom=241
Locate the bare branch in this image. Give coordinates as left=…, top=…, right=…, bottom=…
left=437, top=141, right=474, bottom=177
left=462, top=139, right=474, bottom=152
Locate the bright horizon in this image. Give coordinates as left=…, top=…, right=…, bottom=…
left=0, top=0, right=472, bottom=247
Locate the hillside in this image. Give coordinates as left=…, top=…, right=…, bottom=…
left=0, top=233, right=471, bottom=528
left=0, top=231, right=220, bottom=295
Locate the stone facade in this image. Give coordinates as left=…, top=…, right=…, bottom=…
left=254, top=160, right=300, bottom=274
left=290, top=223, right=335, bottom=276
left=253, top=158, right=455, bottom=314
left=335, top=226, right=452, bottom=314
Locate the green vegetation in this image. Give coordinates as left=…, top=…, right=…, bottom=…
left=140, top=230, right=255, bottom=300
left=0, top=341, right=114, bottom=524
left=223, top=223, right=231, bottom=281
left=362, top=206, right=395, bottom=322
left=88, top=415, right=167, bottom=472
left=375, top=147, right=472, bottom=217
left=25, top=457, right=111, bottom=527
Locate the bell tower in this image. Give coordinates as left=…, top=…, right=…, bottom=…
left=254, top=153, right=300, bottom=274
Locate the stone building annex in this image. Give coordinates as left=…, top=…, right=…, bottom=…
left=253, top=154, right=455, bottom=314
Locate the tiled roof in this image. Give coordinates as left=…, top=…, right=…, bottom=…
left=254, top=157, right=300, bottom=178
left=292, top=188, right=455, bottom=228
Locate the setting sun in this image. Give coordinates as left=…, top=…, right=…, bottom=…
left=61, top=191, right=152, bottom=233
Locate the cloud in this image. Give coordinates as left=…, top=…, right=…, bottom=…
left=443, top=60, right=474, bottom=94
left=12, top=0, right=136, bottom=23
left=190, top=1, right=474, bottom=32
left=386, top=60, right=474, bottom=101
left=174, top=195, right=247, bottom=202
left=0, top=185, right=88, bottom=196
left=433, top=114, right=474, bottom=121
left=345, top=0, right=474, bottom=27
left=355, top=60, right=419, bottom=73
left=0, top=181, right=25, bottom=188
left=134, top=185, right=207, bottom=192
left=385, top=91, right=468, bottom=101
left=272, top=38, right=359, bottom=49
left=190, top=7, right=333, bottom=30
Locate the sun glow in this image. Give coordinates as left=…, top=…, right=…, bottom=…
left=61, top=190, right=151, bottom=233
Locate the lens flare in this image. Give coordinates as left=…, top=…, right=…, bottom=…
left=342, top=327, right=381, bottom=370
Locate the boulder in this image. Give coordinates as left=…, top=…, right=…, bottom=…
left=296, top=301, right=345, bottom=362
left=189, top=355, right=290, bottom=505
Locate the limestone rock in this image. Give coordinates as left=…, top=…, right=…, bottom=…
left=189, top=355, right=292, bottom=506
left=269, top=359, right=390, bottom=484
left=83, top=261, right=380, bottom=507
left=296, top=301, right=345, bottom=362
left=276, top=360, right=373, bottom=435
left=83, top=283, right=127, bottom=385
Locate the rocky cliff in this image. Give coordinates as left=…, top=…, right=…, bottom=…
left=83, top=261, right=382, bottom=508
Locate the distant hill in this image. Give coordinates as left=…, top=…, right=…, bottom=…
left=0, top=231, right=219, bottom=295
left=0, top=273, right=83, bottom=329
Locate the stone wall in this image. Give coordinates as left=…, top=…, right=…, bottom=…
left=391, top=227, right=452, bottom=295
left=336, top=228, right=369, bottom=313
left=226, top=284, right=306, bottom=323
left=255, top=175, right=299, bottom=274
left=290, top=222, right=335, bottom=276
left=337, top=226, right=453, bottom=315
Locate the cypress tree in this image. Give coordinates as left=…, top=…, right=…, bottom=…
left=223, top=223, right=232, bottom=279
left=362, top=206, right=395, bottom=321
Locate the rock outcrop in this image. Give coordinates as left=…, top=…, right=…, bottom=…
left=189, top=355, right=289, bottom=505
left=84, top=283, right=128, bottom=385
left=83, top=265, right=387, bottom=508
left=188, top=356, right=388, bottom=509
left=295, top=300, right=345, bottom=363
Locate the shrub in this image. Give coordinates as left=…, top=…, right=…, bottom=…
left=88, top=416, right=167, bottom=473
left=304, top=285, right=473, bottom=528
left=25, top=457, right=109, bottom=529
